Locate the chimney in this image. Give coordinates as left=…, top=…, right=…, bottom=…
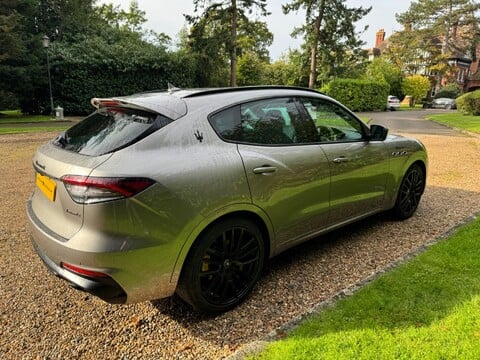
left=375, top=29, right=385, bottom=48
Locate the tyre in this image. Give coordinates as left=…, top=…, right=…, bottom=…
left=445, top=104, right=452, bottom=110
left=176, top=218, right=265, bottom=314
left=392, top=164, right=425, bottom=220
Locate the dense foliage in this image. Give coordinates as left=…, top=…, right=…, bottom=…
left=326, top=79, right=389, bottom=112
left=364, top=58, right=404, bottom=99
left=402, top=75, right=431, bottom=105
left=434, top=84, right=462, bottom=99
left=456, top=90, right=480, bottom=115
left=0, top=0, right=44, bottom=112
left=52, top=35, right=196, bottom=114
left=1, top=0, right=478, bottom=115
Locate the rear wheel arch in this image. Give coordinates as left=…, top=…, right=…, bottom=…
left=175, top=211, right=270, bottom=313
left=186, top=211, right=271, bottom=267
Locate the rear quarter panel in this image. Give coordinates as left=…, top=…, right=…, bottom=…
left=88, top=108, right=266, bottom=299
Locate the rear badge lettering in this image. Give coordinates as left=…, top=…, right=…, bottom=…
left=65, top=209, right=81, bottom=217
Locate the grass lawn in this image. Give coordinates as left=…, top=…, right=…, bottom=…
left=0, top=127, right=68, bottom=134
left=427, top=113, right=480, bottom=134
left=251, top=217, right=480, bottom=359
left=0, top=110, right=53, bottom=123
left=0, top=110, right=71, bottom=134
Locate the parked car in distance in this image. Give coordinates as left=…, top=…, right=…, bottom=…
left=387, top=95, right=401, bottom=110
left=27, top=86, right=428, bottom=314
left=423, top=97, right=457, bottom=110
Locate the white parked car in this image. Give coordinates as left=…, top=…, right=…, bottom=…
left=387, top=95, right=401, bottom=110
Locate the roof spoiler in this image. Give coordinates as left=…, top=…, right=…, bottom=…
left=90, top=98, right=122, bottom=109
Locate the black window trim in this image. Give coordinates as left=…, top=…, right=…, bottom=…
left=207, top=94, right=371, bottom=147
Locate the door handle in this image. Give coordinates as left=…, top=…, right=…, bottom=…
left=333, top=156, right=349, bottom=163
left=253, top=166, right=277, bottom=174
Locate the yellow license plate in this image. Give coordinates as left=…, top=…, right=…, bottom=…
left=36, top=173, right=57, bottom=202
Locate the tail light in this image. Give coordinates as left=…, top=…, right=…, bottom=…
left=61, top=175, right=155, bottom=204
left=62, top=262, right=110, bottom=278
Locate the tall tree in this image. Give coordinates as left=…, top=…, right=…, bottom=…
left=391, top=0, right=480, bottom=91
left=96, top=0, right=147, bottom=33
left=186, top=0, right=271, bottom=87
left=0, top=0, right=46, bottom=112
left=283, top=0, right=371, bottom=89
left=36, top=0, right=97, bottom=41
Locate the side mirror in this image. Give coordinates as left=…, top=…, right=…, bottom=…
left=369, top=124, right=389, bottom=141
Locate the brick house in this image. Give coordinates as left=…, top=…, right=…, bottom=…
left=368, top=28, right=480, bottom=93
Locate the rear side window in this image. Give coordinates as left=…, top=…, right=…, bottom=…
left=209, top=98, right=314, bottom=145
left=54, top=107, right=172, bottom=156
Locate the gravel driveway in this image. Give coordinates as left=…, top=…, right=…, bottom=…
left=1, top=130, right=479, bottom=359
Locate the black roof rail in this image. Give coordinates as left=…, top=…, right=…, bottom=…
left=182, top=86, right=325, bottom=98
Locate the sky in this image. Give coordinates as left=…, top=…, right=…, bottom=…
left=99, top=0, right=412, bottom=59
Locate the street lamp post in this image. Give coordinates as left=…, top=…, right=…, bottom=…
left=42, top=35, right=54, bottom=118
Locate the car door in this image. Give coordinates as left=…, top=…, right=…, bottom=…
left=298, top=97, right=390, bottom=227
left=209, top=97, right=331, bottom=250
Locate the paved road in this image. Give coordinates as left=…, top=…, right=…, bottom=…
left=358, top=109, right=462, bottom=136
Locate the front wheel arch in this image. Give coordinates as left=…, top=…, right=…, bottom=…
left=392, top=162, right=426, bottom=220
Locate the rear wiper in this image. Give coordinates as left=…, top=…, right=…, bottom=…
left=53, top=131, right=68, bottom=148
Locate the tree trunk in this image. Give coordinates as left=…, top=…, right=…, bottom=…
left=309, top=0, right=326, bottom=89
left=230, top=0, right=237, bottom=87
left=309, top=41, right=317, bottom=89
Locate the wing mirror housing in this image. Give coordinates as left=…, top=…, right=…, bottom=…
left=369, top=124, right=389, bottom=141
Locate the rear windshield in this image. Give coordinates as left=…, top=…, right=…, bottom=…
left=54, top=107, right=172, bottom=156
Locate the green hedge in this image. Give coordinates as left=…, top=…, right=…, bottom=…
left=456, top=90, right=480, bottom=116
left=325, top=79, right=389, bottom=112
left=50, top=37, right=197, bottom=115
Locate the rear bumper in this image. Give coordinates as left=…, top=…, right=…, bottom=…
left=32, top=240, right=127, bottom=304
left=26, top=197, right=178, bottom=304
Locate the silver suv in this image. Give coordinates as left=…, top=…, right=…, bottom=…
left=27, top=87, right=427, bottom=313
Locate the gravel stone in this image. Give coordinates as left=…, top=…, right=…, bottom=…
left=0, top=131, right=479, bottom=359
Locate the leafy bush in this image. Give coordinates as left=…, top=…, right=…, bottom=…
left=456, top=90, right=480, bottom=116
left=402, top=75, right=431, bottom=106
left=325, top=79, right=389, bottom=112
left=50, top=35, right=197, bottom=115
left=0, top=91, right=19, bottom=111
left=434, top=84, right=462, bottom=99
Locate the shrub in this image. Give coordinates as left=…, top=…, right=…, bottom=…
left=325, top=79, right=389, bottom=112
left=402, top=75, right=431, bottom=106
left=50, top=36, right=197, bottom=115
left=456, top=90, right=480, bottom=116
left=434, top=84, right=462, bottom=99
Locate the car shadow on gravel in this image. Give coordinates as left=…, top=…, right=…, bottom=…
left=148, top=186, right=480, bottom=354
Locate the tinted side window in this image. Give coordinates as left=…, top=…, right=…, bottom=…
left=300, top=98, right=365, bottom=142
left=210, top=98, right=318, bottom=145
left=208, top=105, right=243, bottom=141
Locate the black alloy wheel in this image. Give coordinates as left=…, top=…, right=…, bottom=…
left=393, top=164, right=425, bottom=220
left=177, top=218, right=264, bottom=314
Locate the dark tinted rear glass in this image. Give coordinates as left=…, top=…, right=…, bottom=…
left=55, top=107, right=171, bottom=156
